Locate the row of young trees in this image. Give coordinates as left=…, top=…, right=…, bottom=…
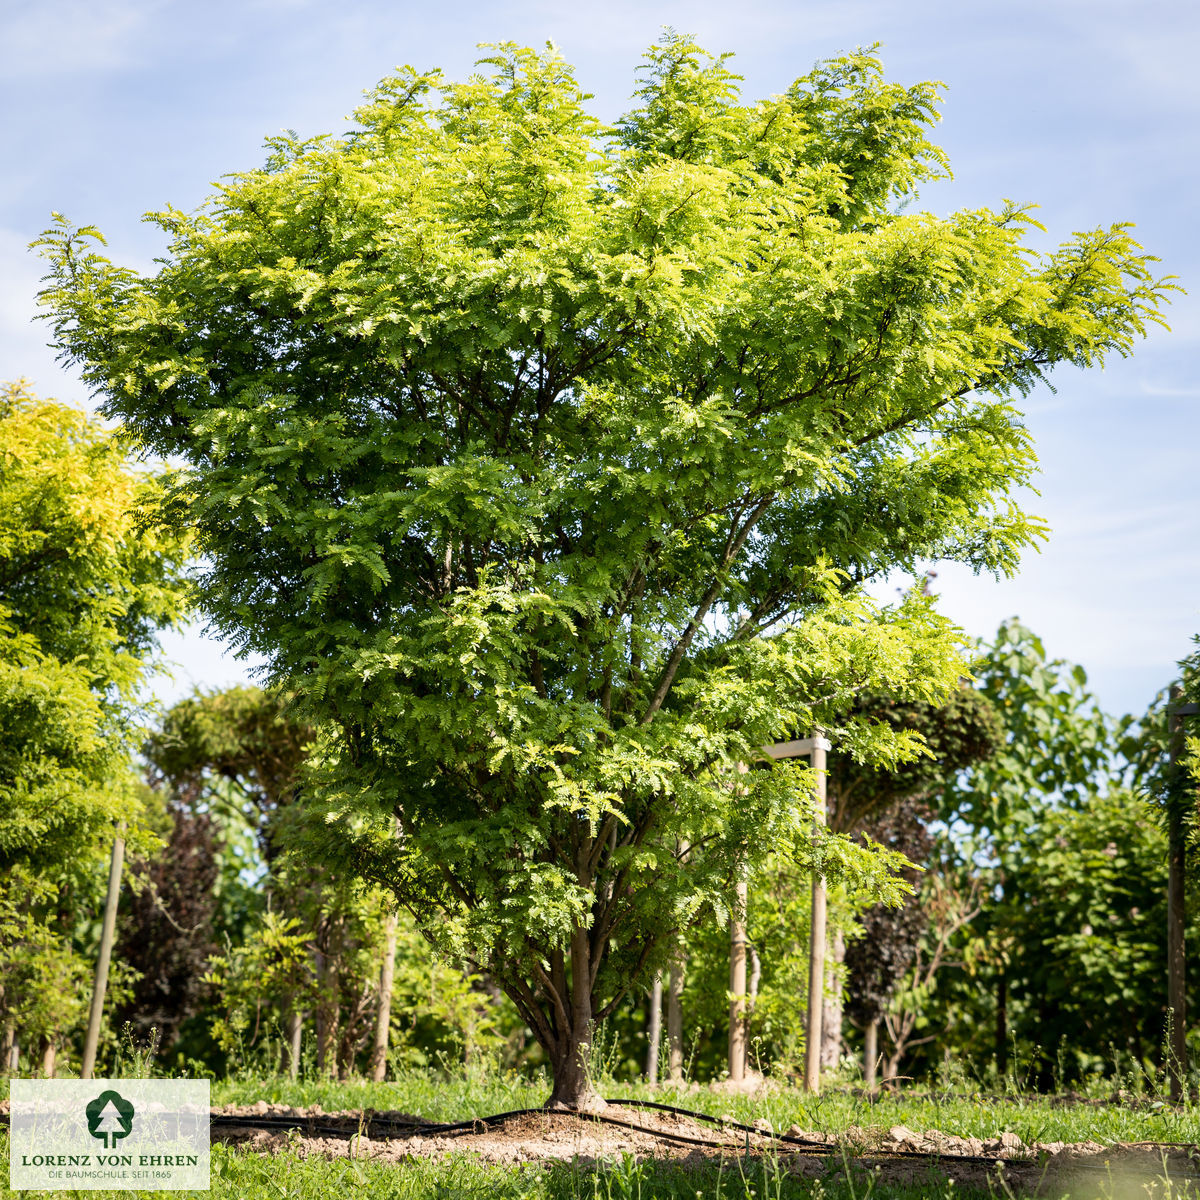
left=4, top=34, right=1187, bottom=1105
left=3, top=429, right=1195, bottom=1089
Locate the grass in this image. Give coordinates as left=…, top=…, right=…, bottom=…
left=210, top=1067, right=1200, bottom=1148
left=9, top=1066, right=1200, bottom=1198
left=0, top=1131, right=1045, bottom=1200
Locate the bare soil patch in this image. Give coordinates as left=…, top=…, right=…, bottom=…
left=210, top=1103, right=1200, bottom=1192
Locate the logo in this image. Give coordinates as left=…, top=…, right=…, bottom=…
left=86, top=1089, right=135, bottom=1149
left=10, top=1079, right=209, bottom=1191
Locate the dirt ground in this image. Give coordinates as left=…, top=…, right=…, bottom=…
left=210, top=1102, right=1200, bottom=1192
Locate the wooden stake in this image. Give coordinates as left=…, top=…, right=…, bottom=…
left=371, top=909, right=398, bottom=1082
left=804, top=730, right=828, bottom=1093
left=864, top=1019, right=877, bottom=1089
left=667, top=958, right=684, bottom=1082
left=646, top=973, right=662, bottom=1085
left=1168, top=686, right=1194, bottom=1102
left=728, top=871, right=748, bottom=1082
left=82, top=833, right=125, bottom=1080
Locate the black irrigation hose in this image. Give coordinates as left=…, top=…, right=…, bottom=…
left=206, top=1102, right=1200, bottom=1182
left=7, top=1102, right=1199, bottom=1182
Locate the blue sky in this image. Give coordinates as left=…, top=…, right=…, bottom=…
left=2, top=0, right=1197, bottom=720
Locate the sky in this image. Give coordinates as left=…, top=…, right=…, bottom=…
left=2, top=0, right=1197, bottom=721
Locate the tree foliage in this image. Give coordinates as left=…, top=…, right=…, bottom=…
left=36, top=38, right=1172, bottom=1105
left=0, top=381, right=190, bottom=872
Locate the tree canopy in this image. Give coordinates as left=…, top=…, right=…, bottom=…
left=36, top=37, right=1173, bottom=1106
left=0, top=381, right=189, bottom=872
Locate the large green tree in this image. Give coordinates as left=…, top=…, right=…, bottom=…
left=38, top=39, right=1172, bottom=1106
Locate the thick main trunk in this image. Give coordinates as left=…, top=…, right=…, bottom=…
left=544, top=924, right=605, bottom=1111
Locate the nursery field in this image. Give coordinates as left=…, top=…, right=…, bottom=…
left=8, top=1072, right=1200, bottom=1199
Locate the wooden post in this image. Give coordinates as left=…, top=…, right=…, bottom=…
left=805, top=730, right=828, bottom=1094
left=728, top=763, right=750, bottom=1083
left=667, top=958, right=684, bottom=1082
left=646, top=973, right=662, bottom=1085
left=1167, top=688, right=1198, bottom=1101
left=82, top=832, right=125, bottom=1080
left=371, top=909, right=398, bottom=1082
left=864, top=1019, right=878, bottom=1089
left=728, top=871, right=748, bottom=1082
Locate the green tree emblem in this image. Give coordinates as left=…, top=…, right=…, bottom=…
left=86, top=1090, right=134, bottom=1149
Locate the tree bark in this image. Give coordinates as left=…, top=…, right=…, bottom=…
left=2, top=1024, right=14, bottom=1076
left=667, top=958, right=684, bottom=1082
left=545, top=923, right=605, bottom=1111
left=371, top=910, right=398, bottom=1082
left=41, top=1040, right=56, bottom=1078
left=646, top=973, right=662, bottom=1086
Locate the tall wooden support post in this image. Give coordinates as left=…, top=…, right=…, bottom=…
left=646, top=974, right=662, bottom=1085
left=82, top=833, right=125, bottom=1080
left=371, top=908, right=398, bottom=1082
left=728, top=764, right=751, bottom=1083
left=667, top=959, right=684, bottom=1082
left=804, top=731, right=828, bottom=1093
left=728, top=870, right=749, bottom=1082
left=864, top=1020, right=878, bottom=1089
left=1168, top=689, right=1198, bottom=1101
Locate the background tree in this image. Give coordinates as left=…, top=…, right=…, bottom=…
left=38, top=38, right=1172, bottom=1108
left=0, top=381, right=189, bottom=1072
left=112, top=794, right=221, bottom=1054
left=825, top=685, right=1002, bottom=1068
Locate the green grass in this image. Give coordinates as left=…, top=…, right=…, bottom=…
left=9, top=1069, right=1200, bottom=1198
left=0, top=1133, right=1051, bottom=1200
left=209, top=1069, right=1200, bottom=1148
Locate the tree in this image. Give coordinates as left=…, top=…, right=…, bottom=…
left=37, top=39, right=1172, bottom=1107
left=0, top=381, right=188, bottom=1071
left=826, top=685, right=1002, bottom=1067
left=112, top=796, right=221, bottom=1053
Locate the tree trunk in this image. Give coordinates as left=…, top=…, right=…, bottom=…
left=2, top=1024, right=14, bottom=1076
left=371, top=910, right=398, bottom=1082
left=41, top=1040, right=56, bottom=1078
left=667, top=958, right=684, bottom=1082
left=821, top=926, right=845, bottom=1071
left=864, top=1020, right=878, bottom=1088
left=545, top=924, right=605, bottom=1111
left=646, top=974, right=662, bottom=1086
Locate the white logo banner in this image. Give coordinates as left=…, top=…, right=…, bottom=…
left=10, top=1079, right=210, bottom=1191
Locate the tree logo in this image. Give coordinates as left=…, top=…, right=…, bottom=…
left=85, top=1090, right=135, bottom=1149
